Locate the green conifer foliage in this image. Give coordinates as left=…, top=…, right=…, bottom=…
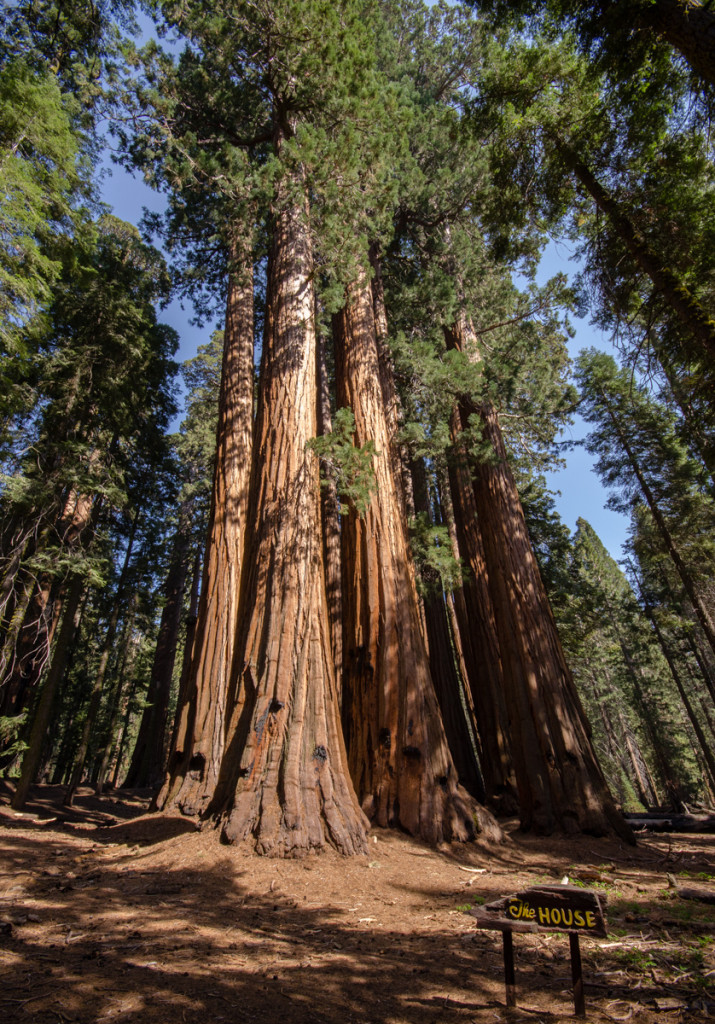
left=0, top=218, right=177, bottom=796
left=576, top=349, right=715, bottom=657
left=0, top=61, right=78, bottom=356
left=558, top=519, right=702, bottom=808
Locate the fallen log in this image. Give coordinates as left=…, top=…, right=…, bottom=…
left=624, top=813, right=715, bottom=834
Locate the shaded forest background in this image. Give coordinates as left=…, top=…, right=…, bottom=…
left=1, top=0, right=714, bottom=855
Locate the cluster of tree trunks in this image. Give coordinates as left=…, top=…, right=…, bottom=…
left=147, top=171, right=631, bottom=852
left=3, top=164, right=633, bottom=855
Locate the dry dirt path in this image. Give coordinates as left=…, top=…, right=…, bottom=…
left=0, top=785, right=713, bottom=1024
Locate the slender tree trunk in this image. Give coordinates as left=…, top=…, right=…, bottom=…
left=557, top=139, right=715, bottom=367
left=1, top=485, right=98, bottom=718
left=0, top=576, right=57, bottom=720
left=639, top=598, right=715, bottom=790
left=11, top=575, right=84, bottom=810
left=64, top=516, right=140, bottom=804
left=95, top=593, right=138, bottom=794
left=589, top=668, right=658, bottom=808
left=600, top=395, right=715, bottom=655
left=687, top=635, right=715, bottom=705
left=618, top=706, right=660, bottom=809
left=613, top=627, right=685, bottom=809
left=651, top=348, right=715, bottom=484
left=111, top=668, right=141, bottom=790
left=697, top=694, right=715, bottom=744
left=333, top=269, right=499, bottom=844
left=0, top=523, right=32, bottom=621
left=208, top=158, right=368, bottom=856
left=0, top=562, right=32, bottom=682
left=157, top=253, right=254, bottom=815
left=124, top=509, right=191, bottom=790
left=642, top=0, right=715, bottom=89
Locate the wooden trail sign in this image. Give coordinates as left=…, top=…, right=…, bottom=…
left=467, top=884, right=607, bottom=1016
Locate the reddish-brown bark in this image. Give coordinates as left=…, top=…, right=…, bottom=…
left=410, top=459, right=485, bottom=802
left=445, top=318, right=631, bottom=840
left=1, top=482, right=96, bottom=721
left=445, top=383, right=518, bottom=814
left=208, top=169, right=368, bottom=857
left=470, top=406, right=631, bottom=839
left=157, top=256, right=254, bottom=816
left=11, top=574, right=85, bottom=810
left=316, top=326, right=343, bottom=690
left=333, top=271, right=501, bottom=844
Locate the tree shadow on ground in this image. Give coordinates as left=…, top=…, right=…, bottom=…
left=0, top=814, right=713, bottom=1024
left=0, top=781, right=153, bottom=826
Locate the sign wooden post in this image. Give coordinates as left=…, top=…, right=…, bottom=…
left=503, top=928, right=516, bottom=1007
left=467, top=884, right=607, bottom=1017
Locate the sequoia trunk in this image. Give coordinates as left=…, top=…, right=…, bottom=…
left=470, top=403, right=633, bottom=839
left=316, top=325, right=343, bottom=688
left=157, top=255, right=254, bottom=814
left=208, top=164, right=367, bottom=856
left=444, top=318, right=631, bottom=839
left=445, top=370, right=518, bottom=813
left=333, top=270, right=500, bottom=844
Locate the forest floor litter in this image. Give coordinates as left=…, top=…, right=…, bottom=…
left=0, top=783, right=713, bottom=1024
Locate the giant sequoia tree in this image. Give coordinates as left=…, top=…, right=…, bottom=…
left=142, top=0, right=395, bottom=855
left=334, top=270, right=492, bottom=843
left=4, top=0, right=669, bottom=852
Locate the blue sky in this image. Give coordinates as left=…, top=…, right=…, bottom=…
left=535, top=240, right=630, bottom=560
left=100, top=147, right=630, bottom=566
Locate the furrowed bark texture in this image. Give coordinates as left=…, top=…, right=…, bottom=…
left=211, top=173, right=368, bottom=857
left=444, top=367, right=517, bottom=811
left=157, top=259, right=254, bottom=815
left=445, top=319, right=631, bottom=840
left=410, top=458, right=485, bottom=802
left=316, top=325, right=343, bottom=690
left=334, top=271, right=501, bottom=845
left=470, top=403, right=632, bottom=840
left=369, top=251, right=416, bottom=531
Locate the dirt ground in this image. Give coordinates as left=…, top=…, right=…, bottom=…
left=0, top=784, right=713, bottom=1024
